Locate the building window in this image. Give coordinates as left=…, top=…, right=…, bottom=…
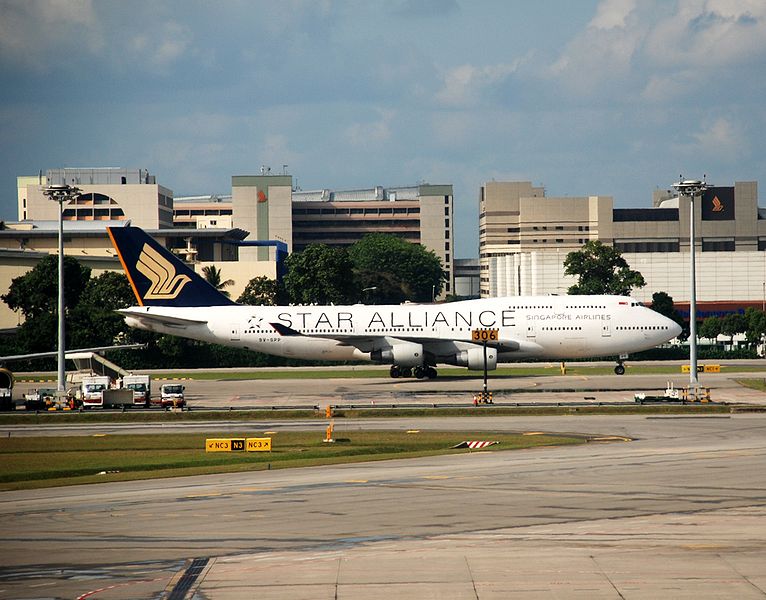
left=702, top=239, right=735, bottom=252
left=444, top=218, right=449, bottom=227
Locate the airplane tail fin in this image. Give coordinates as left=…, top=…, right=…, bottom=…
left=107, top=225, right=236, bottom=307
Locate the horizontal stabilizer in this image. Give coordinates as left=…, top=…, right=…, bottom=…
left=118, top=309, right=208, bottom=328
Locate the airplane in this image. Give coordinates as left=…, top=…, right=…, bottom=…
left=107, top=226, right=682, bottom=379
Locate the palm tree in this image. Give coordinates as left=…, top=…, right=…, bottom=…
left=201, top=265, right=235, bottom=298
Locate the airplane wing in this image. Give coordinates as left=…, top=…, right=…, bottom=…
left=0, top=344, right=147, bottom=364
left=268, top=323, right=521, bottom=354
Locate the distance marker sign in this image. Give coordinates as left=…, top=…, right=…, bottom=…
left=471, top=329, right=498, bottom=342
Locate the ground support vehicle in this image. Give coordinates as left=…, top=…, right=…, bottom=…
left=81, top=375, right=112, bottom=409
left=121, top=374, right=151, bottom=407
left=103, top=388, right=135, bottom=409
left=160, top=383, right=185, bottom=408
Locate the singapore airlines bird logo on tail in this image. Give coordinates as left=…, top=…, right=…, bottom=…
left=136, top=243, right=192, bottom=300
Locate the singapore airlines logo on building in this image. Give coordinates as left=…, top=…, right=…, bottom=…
left=136, top=244, right=191, bottom=300
left=712, top=196, right=724, bottom=212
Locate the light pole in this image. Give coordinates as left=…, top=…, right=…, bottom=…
left=672, top=176, right=708, bottom=396
left=43, top=184, right=81, bottom=394
left=362, top=286, right=377, bottom=304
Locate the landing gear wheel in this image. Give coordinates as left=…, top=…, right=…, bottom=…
left=614, top=364, right=625, bottom=375
left=400, top=367, right=412, bottom=378
left=390, top=365, right=401, bottom=379
left=413, top=366, right=425, bottom=379
left=426, top=366, right=437, bottom=379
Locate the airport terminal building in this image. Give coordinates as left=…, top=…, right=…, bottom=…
left=2, top=168, right=454, bottom=328
left=479, top=180, right=765, bottom=315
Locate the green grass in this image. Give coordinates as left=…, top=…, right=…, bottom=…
left=18, top=363, right=766, bottom=383
left=0, top=430, right=586, bottom=491
left=0, top=403, right=732, bottom=426
left=736, top=378, right=766, bottom=392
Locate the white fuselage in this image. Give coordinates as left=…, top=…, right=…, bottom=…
left=121, top=295, right=681, bottom=368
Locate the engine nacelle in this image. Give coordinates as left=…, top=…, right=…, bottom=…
left=0, top=368, right=13, bottom=391
left=370, top=342, right=423, bottom=367
left=452, top=346, right=497, bottom=371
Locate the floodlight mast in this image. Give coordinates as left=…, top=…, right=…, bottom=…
left=43, top=184, right=81, bottom=394
left=672, top=176, right=708, bottom=396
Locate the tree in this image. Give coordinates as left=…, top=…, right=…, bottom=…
left=348, top=233, right=445, bottom=303
left=68, top=272, right=137, bottom=348
left=201, top=265, right=234, bottom=298
left=283, top=244, right=358, bottom=305
left=563, top=240, right=646, bottom=296
left=650, top=291, right=685, bottom=339
left=698, top=316, right=722, bottom=342
left=237, top=276, right=285, bottom=306
left=744, top=307, right=766, bottom=347
left=721, top=313, right=747, bottom=345
left=2, top=255, right=91, bottom=319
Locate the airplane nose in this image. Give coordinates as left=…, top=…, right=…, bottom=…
left=670, top=320, right=682, bottom=339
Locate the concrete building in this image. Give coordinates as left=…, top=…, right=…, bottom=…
left=1, top=168, right=272, bottom=329
left=479, top=180, right=766, bottom=315
left=18, top=168, right=174, bottom=229
left=176, top=176, right=455, bottom=296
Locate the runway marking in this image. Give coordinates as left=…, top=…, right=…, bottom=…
left=238, top=487, right=275, bottom=492
left=184, top=493, right=222, bottom=499
left=346, top=479, right=368, bottom=484
left=523, top=432, right=545, bottom=436
left=423, top=475, right=450, bottom=480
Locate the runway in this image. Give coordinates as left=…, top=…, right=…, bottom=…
left=1, top=413, right=765, bottom=598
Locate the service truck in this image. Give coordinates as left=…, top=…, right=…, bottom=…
left=81, top=375, right=111, bottom=409
left=122, top=374, right=151, bottom=408
left=160, top=383, right=185, bottom=408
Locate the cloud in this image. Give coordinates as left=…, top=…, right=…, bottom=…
left=343, top=110, right=394, bottom=146
left=691, top=117, right=746, bottom=161
left=392, top=0, right=459, bottom=18
left=435, top=61, right=522, bottom=107
left=0, top=0, right=103, bottom=69
left=129, top=21, right=192, bottom=69
left=645, top=1, right=766, bottom=69
left=550, top=0, right=766, bottom=100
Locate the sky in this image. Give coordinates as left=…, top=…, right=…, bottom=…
left=1, top=0, right=765, bottom=258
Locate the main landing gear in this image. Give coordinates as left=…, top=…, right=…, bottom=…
left=614, top=360, right=626, bottom=375
left=390, top=364, right=437, bottom=379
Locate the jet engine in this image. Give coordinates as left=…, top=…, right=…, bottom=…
left=451, top=346, right=497, bottom=371
left=370, top=342, right=423, bottom=367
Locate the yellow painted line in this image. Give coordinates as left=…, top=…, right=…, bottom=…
left=92, top=434, right=107, bottom=437
left=406, top=430, right=420, bottom=434
left=523, top=431, right=545, bottom=436
left=238, top=487, right=274, bottom=492
left=591, top=436, right=632, bottom=442
left=346, top=479, right=368, bottom=484
left=423, top=475, right=450, bottom=480
left=184, top=493, right=223, bottom=499
left=264, top=431, right=278, bottom=435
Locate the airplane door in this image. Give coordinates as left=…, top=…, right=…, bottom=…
left=601, top=323, right=611, bottom=337
left=230, top=323, right=240, bottom=341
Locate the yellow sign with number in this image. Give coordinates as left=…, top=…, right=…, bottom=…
left=206, top=438, right=232, bottom=452
left=472, top=329, right=499, bottom=342
left=246, top=437, right=272, bottom=452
